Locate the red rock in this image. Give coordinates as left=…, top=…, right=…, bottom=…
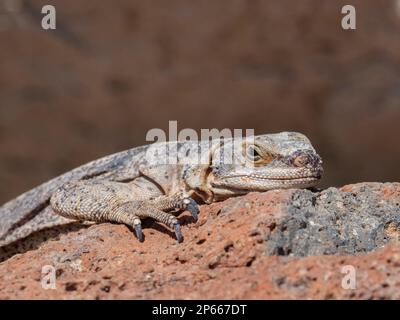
left=0, top=183, right=399, bottom=299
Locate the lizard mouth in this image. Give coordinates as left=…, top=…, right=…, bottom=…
left=223, top=169, right=322, bottom=182
left=246, top=173, right=322, bottom=182
left=222, top=175, right=320, bottom=186
left=210, top=169, right=322, bottom=193
left=253, top=176, right=319, bottom=183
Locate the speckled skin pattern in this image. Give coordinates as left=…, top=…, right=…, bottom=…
left=0, top=132, right=323, bottom=245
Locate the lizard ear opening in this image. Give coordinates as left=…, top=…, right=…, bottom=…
left=209, top=137, right=226, bottom=163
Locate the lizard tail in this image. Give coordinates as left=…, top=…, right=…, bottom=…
left=0, top=207, right=82, bottom=247
left=0, top=207, right=92, bottom=262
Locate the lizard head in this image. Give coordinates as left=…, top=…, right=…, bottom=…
left=205, top=132, right=323, bottom=201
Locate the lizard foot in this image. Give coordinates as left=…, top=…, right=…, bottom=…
left=51, top=180, right=192, bottom=243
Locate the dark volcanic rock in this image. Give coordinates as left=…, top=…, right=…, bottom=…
left=265, top=183, right=400, bottom=256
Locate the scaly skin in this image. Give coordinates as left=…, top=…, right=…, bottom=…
left=0, top=132, right=323, bottom=246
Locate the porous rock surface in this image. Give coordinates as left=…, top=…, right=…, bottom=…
left=0, top=182, right=399, bottom=299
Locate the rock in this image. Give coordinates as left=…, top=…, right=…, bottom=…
left=266, top=183, right=400, bottom=256
left=0, top=182, right=399, bottom=299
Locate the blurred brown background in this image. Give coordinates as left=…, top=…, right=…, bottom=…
left=0, top=0, right=400, bottom=204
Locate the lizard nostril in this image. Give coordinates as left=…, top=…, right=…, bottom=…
left=291, top=151, right=322, bottom=168
left=293, top=154, right=310, bottom=167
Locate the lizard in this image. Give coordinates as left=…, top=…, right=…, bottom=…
left=0, top=132, right=323, bottom=249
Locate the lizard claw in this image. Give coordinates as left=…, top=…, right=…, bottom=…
left=134, top=224, right=144, bottom=242
left=174, top=223, right=184, bottom=243
left=183, top=198, right=200, bottom=221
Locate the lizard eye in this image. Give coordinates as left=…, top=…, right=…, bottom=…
left=246, top=146, right=262, bottom=162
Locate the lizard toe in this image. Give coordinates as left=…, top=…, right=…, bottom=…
left=174, top=223, right=184, bottom=243
left=183, top=198, right=200, bottom=221
left=134, top=223, right=144, bottom=242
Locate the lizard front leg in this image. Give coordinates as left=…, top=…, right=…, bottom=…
left=50, top=180, right=199, bottom=242
left=113, top=193, right=199, bottom=242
